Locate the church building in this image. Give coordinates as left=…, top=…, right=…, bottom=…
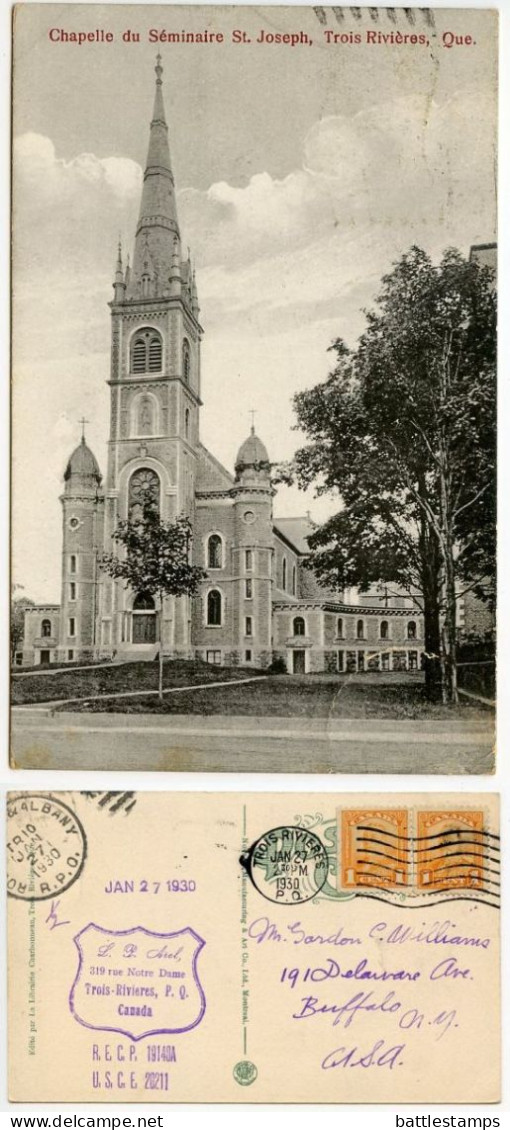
left=22, top=59, right=426, bottom=674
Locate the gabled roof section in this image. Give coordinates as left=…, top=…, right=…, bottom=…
left=273, top=516, right=314, bottom=555
left=195, top=443, right=235, bottom=493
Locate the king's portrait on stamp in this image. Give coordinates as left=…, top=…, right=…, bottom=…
left=11, top=4, right=497, bottom=773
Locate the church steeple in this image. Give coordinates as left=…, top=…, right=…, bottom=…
left=127, top=55, right=180, bottom=299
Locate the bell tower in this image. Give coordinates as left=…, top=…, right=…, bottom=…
left=99, top=57, right=202, bottom=657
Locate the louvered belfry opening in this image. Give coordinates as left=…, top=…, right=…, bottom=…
left=131, top=329, right=162, bottom=374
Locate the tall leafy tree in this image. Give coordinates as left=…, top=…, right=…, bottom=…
left=100, top=507, right=206, bottom=700
left=291, top=247, right=496, bottom=702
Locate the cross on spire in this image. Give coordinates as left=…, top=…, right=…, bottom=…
left=79, top=417, right=89, bottom=443
left=249, top=409, right=256, bottom=434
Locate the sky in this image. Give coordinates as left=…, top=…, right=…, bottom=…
left=11, top=3, right=498, bottom=602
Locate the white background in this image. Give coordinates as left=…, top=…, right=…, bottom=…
left=0, top=0, right=509, bottom=1125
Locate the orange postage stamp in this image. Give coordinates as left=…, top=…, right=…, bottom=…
left=339, top=805, right=497, bottom=903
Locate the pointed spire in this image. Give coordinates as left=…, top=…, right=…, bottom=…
left=152, top=54, right=165, bottom=125
left=169, top=236, right=181, bottom=296
left=113, top=237, right=126, bottom=301
left=191, top=267, right=199, bottom=315
left=115, top=237, right=123, bottom=280
left=127, top=56, right=180, bottom=298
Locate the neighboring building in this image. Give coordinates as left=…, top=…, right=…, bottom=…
left=469, top=242, right=497, bottom=277
left=23, top=605, right=61, bottom=665
left=22, top=58, right=426, bottom=670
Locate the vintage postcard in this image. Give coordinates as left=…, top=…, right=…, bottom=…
left=11, top=6, right=497, bottom=773
left=7, top=791, right=500, bottom=1103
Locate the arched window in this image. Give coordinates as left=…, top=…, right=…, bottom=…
left=293, top=616, right=305, bottom=637
left=380, top=620, right=389, bottom=640
left=185, top=408, right=190, bottom=439
left=208, top=534, right=223, bottom=570
left=407, top=620, right=417, bottom=640
left=182, top=339, right=191, bottom=384
left=133, top=592, right=155, bottom=610
left=41, top=619, right=52, bottom=638
left=207, top=590, right=222, bottom=626
left=292, top=565, right=296, bottom=596
left=130, top=329, right=163, bottom=374
left=356, top=619, right=365, bottom=640
left=337, top=617, right=343, bottom=637
left=128, top=468, right=160, bottom=518
left=282, top=558, right=287, bottom=591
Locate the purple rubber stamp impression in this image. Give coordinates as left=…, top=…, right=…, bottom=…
left=69, top=924, right=206, bottom=1041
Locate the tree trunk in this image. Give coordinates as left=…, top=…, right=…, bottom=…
left=423, top=598, right=442, bottom=701
left=418, top=503, right=442, bottom=701
left=158, top=592, right=164, bottom=702
left=437, top=338, right=459, bottom=705
left=442, top=546, right=459, bottom=705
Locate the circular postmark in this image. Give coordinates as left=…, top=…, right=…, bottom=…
left=240, top=825, right=329, bottom=905
left=7, top=794, right=87, bottom=901
left=233, top=1060, right=258, bottom=1086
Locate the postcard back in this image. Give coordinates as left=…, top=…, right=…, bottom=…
left=7, top=791, right=500, bottom=1103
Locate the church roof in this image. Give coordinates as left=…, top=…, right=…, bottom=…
left=235, top=428, right=270, bottom=469
left=64, top=436, right=102, bottom=483
left=196, top=443, right=235, bottom=491
left=273, top=516, right=314, bottom=554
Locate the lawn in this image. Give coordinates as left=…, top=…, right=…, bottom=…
left=11, top=659, right=263, bottom=705
left=12, top=663, right=492, bottom=720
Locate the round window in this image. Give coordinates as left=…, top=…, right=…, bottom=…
left=69, top=517, right=80, bottom=530
left=243, top=510, right=255, bottom=524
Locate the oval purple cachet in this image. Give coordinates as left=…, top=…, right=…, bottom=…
left=7, top=793, right=87, bottom=901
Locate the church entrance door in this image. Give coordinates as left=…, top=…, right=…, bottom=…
left=40, top=650, right=50, bottom=665
left=293, top=649, right=306, bottom=674
left=132, top=613, right=157, bottom=644
left=131, top=593, right=157, bottom=644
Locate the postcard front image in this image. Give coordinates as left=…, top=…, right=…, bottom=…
left=11, top=6, right=497, bottom=772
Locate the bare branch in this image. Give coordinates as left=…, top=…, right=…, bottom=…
left=453, top=481, right=490, bottom=520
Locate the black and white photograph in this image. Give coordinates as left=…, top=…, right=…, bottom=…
left=11, top=4, right=497, bottom=773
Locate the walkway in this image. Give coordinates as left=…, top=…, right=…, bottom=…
left=11, top=709, right=494, bottom=774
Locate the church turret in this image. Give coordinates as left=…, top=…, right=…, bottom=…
left=231, top=425, right=274, bottom=667
left=235, top=427, right=271, bottom=485
left=59, top=428, right=104, bottom=663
